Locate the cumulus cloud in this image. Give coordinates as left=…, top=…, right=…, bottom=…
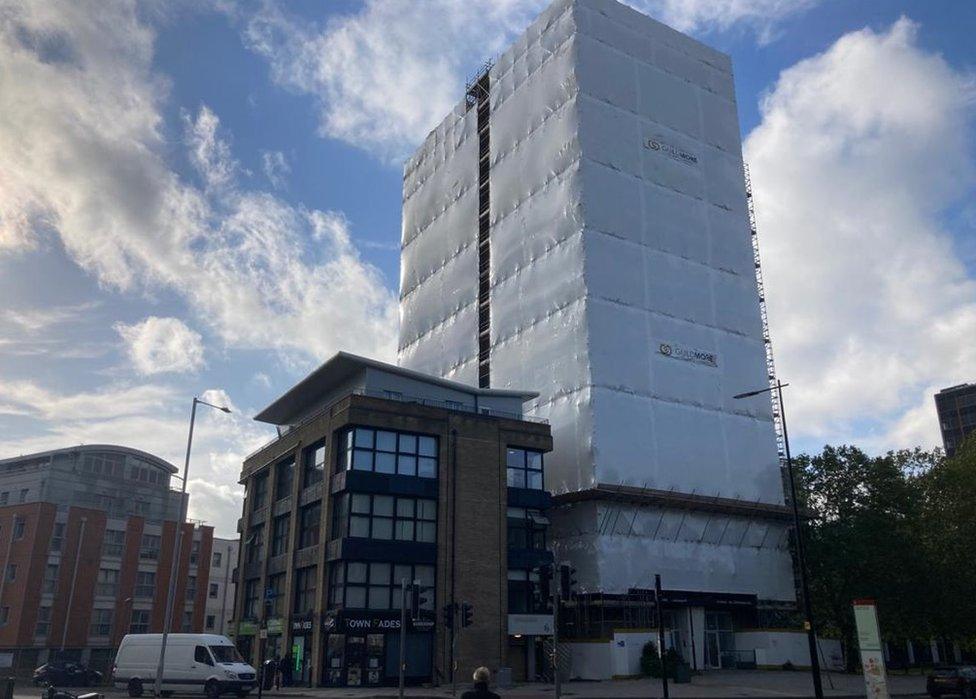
left=240, top=0, right=817, bottom=160
left=745, top=18, right=976, bottom=450
left=0, top=0, right=398, bottom=365
left=115, top=316, right=206, bottom=375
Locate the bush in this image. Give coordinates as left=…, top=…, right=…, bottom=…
left=640, top=643, right=685, bottom=678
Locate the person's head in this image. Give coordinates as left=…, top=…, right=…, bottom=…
left=473, top=667, right=490, bottom=686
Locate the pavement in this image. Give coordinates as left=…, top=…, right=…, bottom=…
left=10, top=671, right=929, bottom=699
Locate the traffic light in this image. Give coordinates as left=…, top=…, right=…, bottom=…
left=559, top=564, right=577, bottom=601
left=442, top=603, right=455, bottom=628
left=410, top=584, right=428, bottom=618
left=461, top=602, right=473, bottom=628
left=535, top=563, right=553, bottom=610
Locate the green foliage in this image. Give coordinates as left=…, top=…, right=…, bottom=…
left=639, top=643, right=684, bottom=678
left=794, top=438, right=976, bottom=667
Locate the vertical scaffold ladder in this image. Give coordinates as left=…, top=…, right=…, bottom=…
left=744, top=164, right=786, bottom=463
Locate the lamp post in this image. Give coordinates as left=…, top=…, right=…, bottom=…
left=155, top=397, right=231, bottom=698
left=733, top=380, right=823, bottom=699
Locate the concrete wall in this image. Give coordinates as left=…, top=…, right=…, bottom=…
left=736, top=630, right=844, bottom=671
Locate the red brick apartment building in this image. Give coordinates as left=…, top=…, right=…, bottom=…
left=0, top=445, right=216, bottom=675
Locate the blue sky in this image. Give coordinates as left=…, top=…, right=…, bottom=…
left=1, top=0, right=974, bottom=536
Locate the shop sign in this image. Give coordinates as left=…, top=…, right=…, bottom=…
left=237, top=621, right=258, bottom=636
left=266, top=618, right=285, bottom=635
left=508, top=614, right=554, bottom=636
left=643, top=137, right=698, bottom=166
left=658, top=342, right=718, bottom=368
left=291, top=616, right=314, bottom=633
left=411, top=618, right=435, bottom=631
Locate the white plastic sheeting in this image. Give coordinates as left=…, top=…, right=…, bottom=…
left=399, top=0, right=793, bottom=600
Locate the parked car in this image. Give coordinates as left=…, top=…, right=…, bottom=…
left=113, top=633, right=256, bottom=698
left=33, top=662, right=103, bottom=687
left=928, top=665, right=976, bottom=697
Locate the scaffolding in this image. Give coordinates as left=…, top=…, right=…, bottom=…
left=744, top=164, right=785, bottom=462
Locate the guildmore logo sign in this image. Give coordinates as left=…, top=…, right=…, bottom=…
left=644, top=138, right=699, bottom=166
left=659, top=342, right=717, bottom=368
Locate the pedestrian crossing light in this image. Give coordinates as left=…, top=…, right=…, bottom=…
left=410, top=584, right=427, bottom=618
left=442, top=603, right=455, bottom=628
left=559, top=564, right=577, bottom=601
left=461, top=602, right=474, bottom=628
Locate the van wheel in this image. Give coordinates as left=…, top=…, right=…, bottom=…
left=205, top=679, right=221, bottom=699
left=128, top=679, right=144, bottom=698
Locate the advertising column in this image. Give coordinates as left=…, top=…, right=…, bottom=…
left=853, top=599, right=889, bottom=699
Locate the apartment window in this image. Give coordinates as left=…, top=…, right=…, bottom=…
left=42, top=564, right=59, bottom=594
left=129, top=609, right=150, bottom=634
left=212, top=551, right=222, bottom=568
left=0, top=492, right=7, bottom=506
left=328, top=562, right=433, bottom=611
left=275, top=458, right=294, bottom=501
left=506, top=448, right=544, bottom=489
left=12, top=518, right=24, bottom=540
left=243, top=579, right=259, bottom=619
left=90, top=609, right=113, bottom=637
left=209, top=583, right=219, bottom=599
left=507, top=508, right=548, bottom=550
left=139, top=534, right=161, bottom=561
left=303, top=441, right=326, bottom=487
left=185, top=575, right=197, bottom=601
left=294, top=566, right=317, bottom=615
left=338, top=427, right=437, bottom=478
left=251, top=473, right=268, bottom=509
left=35, top=606, right=51, bottom=636
left=271, top=514, right=290, bottom=557
left=103, top=529, right=126, bottom=557
left=18, top=488, right=28, bottom=503
left=5, top=564, right=16, bottom=582
left=268, top=573, right=285, bottom=617
left=82, top=452, right=125, bottom=477
left=507, top=569, right=544, bottom=614
left=50, top=523, right=65, bottom=552
left=0, top=606, right=7, bottom=625
left=135, top=571, right=156, bottom=598
left=96, top=568, right=119, bottom=597
left=190, top=540, right=200, bottom=566
left=205, top=615, right=215, bottom=630
left=181, top=610, right=193, bottom=633
left=298, top=502, right=321, bottom=550
left=246, top=524, right=265, bottom=564
left=333, top=493, right=436, bottom=543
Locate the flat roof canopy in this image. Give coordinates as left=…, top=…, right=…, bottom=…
left=254, top=351, right=538, bottom=425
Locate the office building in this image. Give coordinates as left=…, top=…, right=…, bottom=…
left=0, top=445, right=214, bottom=674
left=935, top=383, right=976, bottom=457
left=399, top=0, right=800, bottom=670
left=231, top=352, right=553, bottom=687
left=205, top=537, right=239, bottom=636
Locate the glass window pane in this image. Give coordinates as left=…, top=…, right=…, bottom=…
left=351, top=494, right=371, bottom=513
left=397, top=455, right=416, bottom=476
left=507, top=448, right=524, bottom=468
left=418, top=500, right=436, bottom=520
left=394, top=565, right=411, bottom=585
left=373, top=495, right=394, bottom=516
left=415, top=565, right=434, bottom=586
left=418, top=457, right=437, bottom=478
left=354, top=428, right=374, bottom=448
left=395, top=520, right=415, bottom=541
left=398, top=434, right=417, bottom=454
left=368, top=586, right=389, bottom=610
left=352, top=449, right=373, bottom=471
left=343, top=449, right=353, bottom=471
left=350, top=516, right=370, bottom=538
left=396, top=498, right=414, bottom=518
left=507, top=468, right=525, bottom=488
left=375, top=431, right=397, bottom=452
left=369, top=562, right=390, bottom=584
left=418, top=522, right=436, bottom=543
left=344, top=430, right=354, bottom=450
left=347, top=562, right=367, bottom=583
left=418, top=437, right=437, bottom=457
left=345, top=586, right=366, bottom=608
left=372, top=518, right=393, bottom=540
left=374, top=452, right=396, bottom=474
left=526, top=451, right=543, bottom=470
left=527, top=470, right=543, bottom=489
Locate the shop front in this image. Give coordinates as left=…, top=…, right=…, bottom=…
left=321, top=612, right=433, bottom=687
left=290, top=616, right=315, bottom=686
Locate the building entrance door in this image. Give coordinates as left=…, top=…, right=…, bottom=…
left=704, top=613, right=734, bottom=669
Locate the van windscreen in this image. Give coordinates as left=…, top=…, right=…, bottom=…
left=210, top=646, right=244, bottom=664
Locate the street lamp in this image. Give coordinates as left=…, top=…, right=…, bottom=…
left=733, top=380, right=823, bottom=699
left=155, top=397, right=231, bottom=698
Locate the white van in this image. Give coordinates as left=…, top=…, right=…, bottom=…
left=113, top=634, right=256, bottom=698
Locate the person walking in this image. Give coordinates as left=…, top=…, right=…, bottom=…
left=280, top=651, right=293, bottom=687
left=460, top=667, right=500, bottom=699
left=272, top=655, right=281, bottom=690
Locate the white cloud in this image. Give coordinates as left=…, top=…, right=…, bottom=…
left=0, top=0, right=398, bottom=365
left=261, top=150, right=290, bottom=189
left=115, top=316, right=206, bottom=375
left=745, top=18, right=976, bottom=450
left=240, top=0, right=817, bottom=160
left=1, top=302, right=100, bottom=333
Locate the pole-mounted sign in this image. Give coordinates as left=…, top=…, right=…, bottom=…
left=853, top=599, right=889, bottom=699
